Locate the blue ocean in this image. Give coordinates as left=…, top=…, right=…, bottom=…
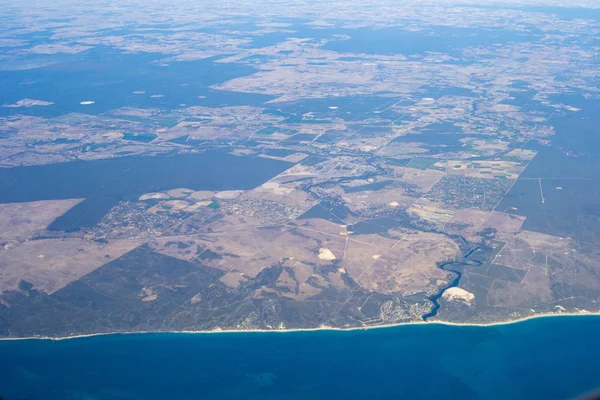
left=0, top=316, right=599, bottom=399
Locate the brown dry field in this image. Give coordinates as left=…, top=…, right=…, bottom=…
left=481, top=211, right=526, bottom=234
left=408, top=198, right=456, bottom=224
left=347, top=230, right=459, bottom=295
left=0, top=199, right=83, bottom=240
left=398, top=167, right=446, bottom=192
left=149, top=212, right=462, bottom=302
left=0, top=238, right=146, bottom=293
left=244, top=181, right=316, bottom=210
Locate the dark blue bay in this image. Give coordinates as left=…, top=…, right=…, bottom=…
left=0, top=47, right=273, bottom=117
left=0, top=151, right=292, bottom=231
left=322, top=26, right=539, bottom=56
left=0, top=316, right=599, bottom=399
left=247, top=24, right=539, bottom=56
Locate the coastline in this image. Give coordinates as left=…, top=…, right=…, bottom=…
left=1, top=311, right=599, bottom=342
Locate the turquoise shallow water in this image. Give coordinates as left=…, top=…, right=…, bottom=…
left=0, top=316, right=599, bottom=400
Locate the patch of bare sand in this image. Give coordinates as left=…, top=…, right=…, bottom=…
left=442, top=287, right=475, bottom=305
left=318, top=248, right=337, bottom=260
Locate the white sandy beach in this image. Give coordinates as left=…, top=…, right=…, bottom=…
left=2, top=311, right=599, bottom=342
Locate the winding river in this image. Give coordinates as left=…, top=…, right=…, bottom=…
left=422, top=245, right=482, bottom=321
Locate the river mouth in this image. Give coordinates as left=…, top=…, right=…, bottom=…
left=422, top=246, right=482, bottom=321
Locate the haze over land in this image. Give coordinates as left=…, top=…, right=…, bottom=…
left=1, top=0, right=600, bottom=338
